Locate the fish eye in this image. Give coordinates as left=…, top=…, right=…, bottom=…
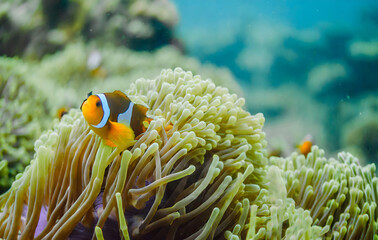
left=96, top=101, right=101, bottom=107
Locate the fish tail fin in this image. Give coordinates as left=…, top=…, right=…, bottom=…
left=108, top=121, right=136, bottom=149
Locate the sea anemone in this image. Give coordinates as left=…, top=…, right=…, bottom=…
left=270, top=146, right=378, bottom=239
left=0, top=68, right=376, bottom=239
left=0, top=68, right=266, bottom=239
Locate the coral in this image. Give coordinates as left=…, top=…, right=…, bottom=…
left=0, top=0, right=178, bottom=58
left=307, top=62, right=348, bottom=95
left=236, top=21, right=292, bottom=79
left=83, top=0, right=178, bottom=51
left=128, top=0, right=178, bottom=28
left=0, top=68, right=266, bottom=239
left=0, top=57, right=51, bottom=193
left=270, top=146, right=378, bottom=239
left=349, top=40, right=378, bottom=59
left=0, top=0, right=79, bottom=58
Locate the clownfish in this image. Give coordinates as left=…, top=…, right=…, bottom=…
left=297, top=135, right=313, bottom=157
left=81, top=91, right=151, bottom=149
left=56, top=107, right=68, bottom=120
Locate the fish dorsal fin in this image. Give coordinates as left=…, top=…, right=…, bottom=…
left=113, top=90, right=128, bottom=99
left=137, top=104, right=148, bottom=115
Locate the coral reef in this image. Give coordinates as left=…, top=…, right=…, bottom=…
left=82, top=0, right=179, bottom=51
left=0, top=57, right=51, bottom=193
left=0, top=0, right=178, bottom=59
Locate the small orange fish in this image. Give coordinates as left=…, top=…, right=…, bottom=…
left=81, top=91, right=151, bottom=149
left=299, top=141, right=312, bottom=157
left=297, top=135, right=313, bottom=157
left=56, top=107, right=68, bottom=120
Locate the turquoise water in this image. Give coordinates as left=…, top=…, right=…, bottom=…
left=174, top=0, right=376, bottom=30
left=174, top=0, right=378, bottom=165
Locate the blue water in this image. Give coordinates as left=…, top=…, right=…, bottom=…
left=173, top=0, right=378, bottom=165
left=174, top=0, right=377, bottom=31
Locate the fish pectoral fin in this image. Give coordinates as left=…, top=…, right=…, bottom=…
left=108, top=121, right=135, bottom=149
left=105, top=139, right=117, bottom=147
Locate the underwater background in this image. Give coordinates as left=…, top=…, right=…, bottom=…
left=173, top=0, right=378, bottom=165
left=0, top=0, right=378, bottom=239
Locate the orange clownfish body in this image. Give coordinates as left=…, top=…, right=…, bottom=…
left=57, top=107, right=68, bottom=120
left=299, top=141, right=312, bottom=157
left=81, top=90, right=151, bottom=149
left=297, top=134, right=314, bottom=157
